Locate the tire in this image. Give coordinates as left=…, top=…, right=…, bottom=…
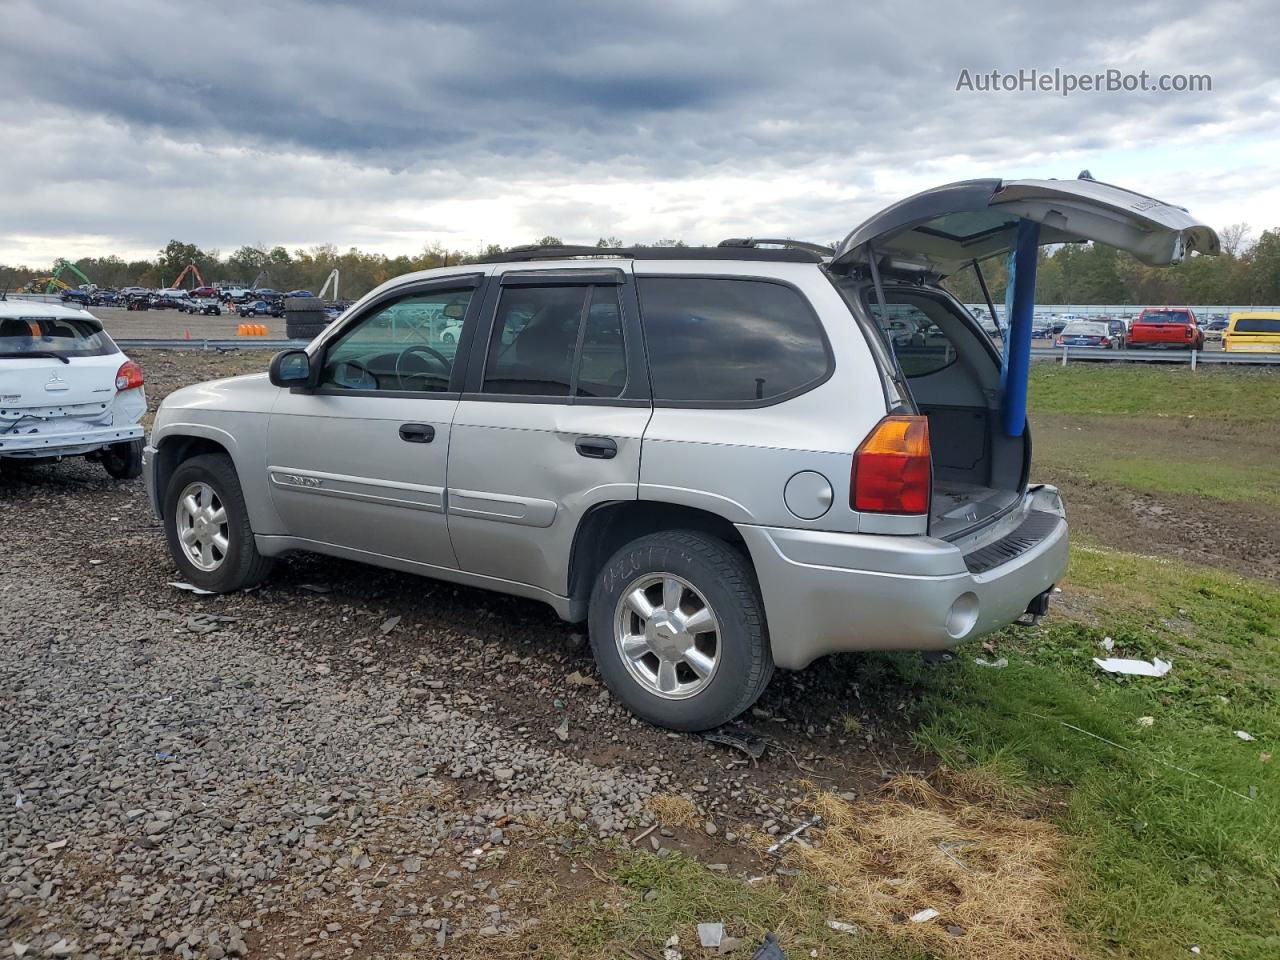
left=101, top=439, right=143, bottom=480
left=588, top=530, right=773, bottom=731
left=163, top=453, right=273, bottom=592
left=286, top=320, right=329, bottom=340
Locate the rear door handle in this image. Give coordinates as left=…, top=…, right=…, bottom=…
left=399, top=423, right=435, bottom=443
left=575, top=436, right=617, bottom=459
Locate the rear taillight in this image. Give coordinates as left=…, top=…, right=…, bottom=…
left=1186, top=327, right=1195, bottom=338
left=1100, top=337, right=1110, bottom=346
left=852, top=415, right=931, bottom=515
left=115, top=360, right=144, bottom=391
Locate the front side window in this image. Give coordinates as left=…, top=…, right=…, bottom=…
left=636, top=277, right=830, bottom=403
left=319, top=288, right=472, bottom=392
left=482, top=285, right=626, bottom=398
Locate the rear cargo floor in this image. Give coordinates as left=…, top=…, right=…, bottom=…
left=931, top=481, right=1019, bottom=540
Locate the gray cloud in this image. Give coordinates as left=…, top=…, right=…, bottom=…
left=2, top=0, right=1277, bottom=262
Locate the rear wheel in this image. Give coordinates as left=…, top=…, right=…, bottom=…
left=102, top=439, right=143, bottom=480
left=588, top=530, right=773, bottom=731
left=164, top=453, right=273, bottom=592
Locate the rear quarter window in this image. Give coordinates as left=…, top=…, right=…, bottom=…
left=636, top=277, right=831, bottom=404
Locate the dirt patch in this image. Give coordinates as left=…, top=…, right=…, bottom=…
left=1032, top=413, right=1280, bottom=580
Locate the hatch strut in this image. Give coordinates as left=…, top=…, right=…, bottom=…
left=866, top=245, right=891, bottom=325
left=971, top=258, right=1001, bottom=343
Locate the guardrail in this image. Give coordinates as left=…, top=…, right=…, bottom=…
left=1032, top=346, right=1280, bottom=367
left=117, top=338, right=309, bottom=350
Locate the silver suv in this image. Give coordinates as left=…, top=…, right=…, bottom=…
left=145, top=177, right=1217, bottom=730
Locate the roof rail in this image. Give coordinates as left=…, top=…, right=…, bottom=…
left=717, top=237, right=834, bottom=257
left=475, top=244, right=821, bottom=264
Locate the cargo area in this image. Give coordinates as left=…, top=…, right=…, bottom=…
left=867, top=286, right=1028, bottom=541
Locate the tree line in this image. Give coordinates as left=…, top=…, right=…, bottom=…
left=3, top=225, right=1277, bottom=305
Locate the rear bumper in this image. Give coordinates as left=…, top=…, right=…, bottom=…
left=739, top=486, right=1069, bottom=669
left=0, top=424, right=143, bottom=459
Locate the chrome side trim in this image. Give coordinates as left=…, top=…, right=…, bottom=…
left=268, top=465, right=445, bottom=513
left=445, top=487, right=558, bottom=527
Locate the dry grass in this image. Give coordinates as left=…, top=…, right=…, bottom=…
left=646, top=792, right=698, bottom=828
left=794, top=773, right=1080, bottom=960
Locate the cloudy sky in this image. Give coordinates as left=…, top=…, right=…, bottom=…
left=3, top=0, right=1278, bottom=265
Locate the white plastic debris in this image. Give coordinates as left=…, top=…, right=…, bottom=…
left=1092, top=656, right=1172, bottom=677
left=974, top=657, right=1008, bottom=669
left=662, top=932, right=683, bottom=960
left=168, top=581, right=214, bottom=596
left=1137, top=716, right=1155, bottom=727
left=698, top=923, right=724, bottom=948
left=910, top=908, right=941, bottom=923
left=826, top=920, right=859, bottom=934
left=1100, top=636, right=1115, bottom=652
left=1236, top=731, right=1257, bottom=742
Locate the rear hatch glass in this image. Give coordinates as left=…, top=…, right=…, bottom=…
left=0, top=315, right=117, bottom=358
left=1138, top=310, right=1192, bottom=324
left=1233, top=316, right=1280, bottom=334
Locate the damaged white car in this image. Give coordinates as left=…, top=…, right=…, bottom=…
left=0, top=300, right=146, bottom=478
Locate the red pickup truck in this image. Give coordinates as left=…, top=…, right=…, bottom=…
left=1129, top=307, right=1205, bottom=350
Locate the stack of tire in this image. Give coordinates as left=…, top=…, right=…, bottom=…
left=284, top=297, right=329, bottom=341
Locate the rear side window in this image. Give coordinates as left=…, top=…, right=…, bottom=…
left=636, top=277, right=830, bottom=403
left=0, top=315, right=116, bottom=358
left=482, top=285, right=627, bottom=399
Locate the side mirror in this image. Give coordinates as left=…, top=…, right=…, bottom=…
left=269, top=350, right=312, bottom=388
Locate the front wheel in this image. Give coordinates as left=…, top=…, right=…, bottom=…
left=163, top=453, right=273, bottom=592
left=588, top=530, right=773, bottom=731
left=102, top=439, right=143, bottom=479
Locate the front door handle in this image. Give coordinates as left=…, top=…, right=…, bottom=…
left=575, top=436, right=617, bottom=459
left=399, top=423, right=435, bottom=443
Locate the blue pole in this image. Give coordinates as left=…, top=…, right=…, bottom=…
left=1001, top=219, right=1040, bottom=436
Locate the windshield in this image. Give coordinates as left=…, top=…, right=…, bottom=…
left=0, top=315, right=117, bottom=358
left=1062, top=322, right=1108, bottom=336
left=1233, top=316, right=1280, bottom=334
left=1140, top=310, right=1192, bottom=324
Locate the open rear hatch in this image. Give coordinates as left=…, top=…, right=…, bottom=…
left=829, top=174, right=1219, bottom=541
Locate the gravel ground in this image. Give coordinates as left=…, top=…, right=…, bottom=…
left=0, top=351, right=901, bottom=959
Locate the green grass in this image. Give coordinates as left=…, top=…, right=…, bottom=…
left=1028, top=363, right=1280, bottom=422
left=901, top=545, right=1280, bottom=958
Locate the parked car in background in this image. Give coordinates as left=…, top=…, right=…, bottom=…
left=1129, top=307, right=1204, bottom=350
left=1223, top=312, right=1280, bottom=352
left=253, top=288, right=285, bottom=301
left=1203, top=316, right=1229, bottom=341
left=1105, top=318, right=1128, bottom=348
left=285, top=289, right=315, bottom=298
left=143, top=175, right=1218, bottom=730
left=1055, top=320, right=1119, bottom=349
left=237, top=299, right=284, bottom=318
left=189, top=286, right=219, bottom=299
left=0, top=301, right=145, bottom=479
left=59, top=289, right=92, bottom=305
left=220, top=286, right=253, bottom=303
left=179, top=297, right=222, bottom=316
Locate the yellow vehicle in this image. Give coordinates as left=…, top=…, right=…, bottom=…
left=1223, top=312, right=1280, bottom=352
